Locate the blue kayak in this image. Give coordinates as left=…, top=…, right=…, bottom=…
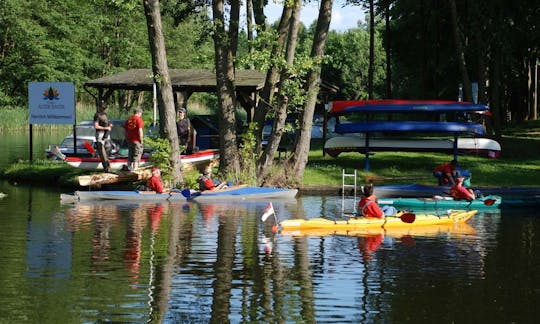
left=68, top=186, right=298, bottom=202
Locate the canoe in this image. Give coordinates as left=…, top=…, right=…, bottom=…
left=377, top=195, right=501, bottom=209
left=279, top=210, right=477, bottom=231
left=182, top=186, right=298, bottom=201
left=64, top=148, right=219, bottom=170
left=334, top=121, right=484, bottom=135
left=324, top=136, right=501, bottom=158
left=281, top=221, right=477, bottom=238
left=372, top=183, right=540, bottom=199
left=329, top=100, right=489, bottom=115
left=65, top=186, right=298, bottom=202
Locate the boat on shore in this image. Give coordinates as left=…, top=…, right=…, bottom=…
left=324, top=136, right=501, bottom=158
left=64, top=148, right=219, bottom=170
left=279, top=209, right=477, bottom=231
left=62, top=185, right=298, bottom=202
left=377, top=195, right=501, bottom=209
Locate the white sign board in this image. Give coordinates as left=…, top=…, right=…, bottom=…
left=28, top=82, right=75, bottom=124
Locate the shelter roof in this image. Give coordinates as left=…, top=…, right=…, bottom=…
left=84, top=68, right=265, bottom=93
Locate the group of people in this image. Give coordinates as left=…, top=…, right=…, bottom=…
left=142, top=166, right=229, bottom=194
left=93, top=101, right=197, bottom=173
left=433, top=159, right=476, bottom=200
left=357, top=159, right=477, bottom=219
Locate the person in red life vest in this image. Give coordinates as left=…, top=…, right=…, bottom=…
left=433, top=159, right=459, bottom=186
left=124, top=107, right=144, bottom=171
left=358, top=184, right=396, bottom=218
left=146, top=167, right=165, bottom=193
left=450, top=177, right=476, bottom=201
left=197, top=167, right=228, bottom=191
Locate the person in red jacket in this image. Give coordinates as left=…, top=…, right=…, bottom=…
left=124, top=108, right=144, bottom=171
left=450, top=177, right=476, bottom=201
left=197, top=167, right=228, bottom=191
left=146, top=167, right=165, bottom=193
left=357, top=184, right=396, bottom=218
left=433, top=159, right=459, bottom=186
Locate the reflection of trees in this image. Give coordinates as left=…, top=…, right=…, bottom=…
left=210, top=213, right=239, bottom=322
left=90, top=206, right=120, bottom=267
left=292, top=196, right=316, bottom=322
left=148, top=202, right=192, bottom=323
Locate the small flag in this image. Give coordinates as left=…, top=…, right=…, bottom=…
left=261, top=202, right=275, bottom=222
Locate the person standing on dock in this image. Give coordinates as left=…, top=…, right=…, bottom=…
left=124, top=107, right=144, bottom=171
left=93, top=100, right=113, bottom=172
left=176, top=108, right=196, bottom=154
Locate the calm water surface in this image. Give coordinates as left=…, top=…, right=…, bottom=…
left=1, top=131, right=539, bottom=323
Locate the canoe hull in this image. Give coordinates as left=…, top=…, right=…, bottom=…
left=281, top=221, right=477, bottom=238
left=373, top=184, right=540, bottom=199
left=377, top=195, right=501, bottom=209
left=69, top=186, right=298, bottom=202
left=65, top=149, right=219, bottom=170
left=188, top=186, right=298, bottom=201
left=325, top=136, right=501, bottom=158
left=280, top=210, right=477, bottom=231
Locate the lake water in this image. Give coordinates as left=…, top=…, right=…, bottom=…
left=1, top=131, right=540, bottom=323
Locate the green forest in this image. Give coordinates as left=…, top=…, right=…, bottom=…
left=0, top=0, right=538, bottom=185
left=1, top=0, right=537, bottom=117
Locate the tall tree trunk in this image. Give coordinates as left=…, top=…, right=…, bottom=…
left=142, top=0, right=182, bottom=186
left=287, top=0, right=333, bottom=183
left=384, top=3, right=392, bottom=99
left=253, top=5, right=293, bottom=153
left=256, top=0, right=302, bottom=184
left=490, top=46, right=503, bottom=140
left=368, top=0, right=375, bottom=99
left=212, top=0, right=241, bottom=176
left=246, top=0, right=254, bottom=69
left=448, top=0, right=472, bottom=101
left=251, top=0, right=267, bottom=27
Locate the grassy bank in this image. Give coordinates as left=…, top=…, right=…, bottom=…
left=1, top=114, right=539, bottom=189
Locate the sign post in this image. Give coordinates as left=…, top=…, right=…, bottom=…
left=28, top=82, right=76, bottom=162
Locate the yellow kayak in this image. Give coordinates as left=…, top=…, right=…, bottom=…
left=280, top=221, right=477, bottom=238
left=279, top=210, right=477, bottom=231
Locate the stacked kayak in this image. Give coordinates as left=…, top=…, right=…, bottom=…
left=377, top=195, right=501, bottom=210
left=279, top=210, right=477, bottom=231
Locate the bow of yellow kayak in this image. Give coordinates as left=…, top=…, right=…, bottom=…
left=279, top=210, right=478, bottom=231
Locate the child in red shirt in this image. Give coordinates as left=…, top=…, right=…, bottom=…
left=358, top=184, right=385, bottom=218
left=450, top=177, right=476, bottom=200
left=146, top=167, right=165, bottom=193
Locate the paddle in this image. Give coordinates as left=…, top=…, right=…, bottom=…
left=181, top=189, right=192, bottom=199
left=394, top=212, right=416, bottom=223
left=483, top=198, right=497, bottom=206
left=181, top=189, right=202, bottom=199
left=83, top=141, right=96, bottom=155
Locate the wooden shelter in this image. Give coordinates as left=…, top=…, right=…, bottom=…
left=83, top=68, right=265, bottom=121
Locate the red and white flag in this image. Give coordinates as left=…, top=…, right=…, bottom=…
left=261, top=202, right=275, bottom=222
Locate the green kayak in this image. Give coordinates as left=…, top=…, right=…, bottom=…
left=377, top=195, right=501, bottom=209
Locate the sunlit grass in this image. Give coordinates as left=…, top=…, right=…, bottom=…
left=1, top=107, right=539, bottom=188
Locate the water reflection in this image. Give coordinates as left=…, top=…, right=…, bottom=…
left=2, top=186, right=540, bottom=323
